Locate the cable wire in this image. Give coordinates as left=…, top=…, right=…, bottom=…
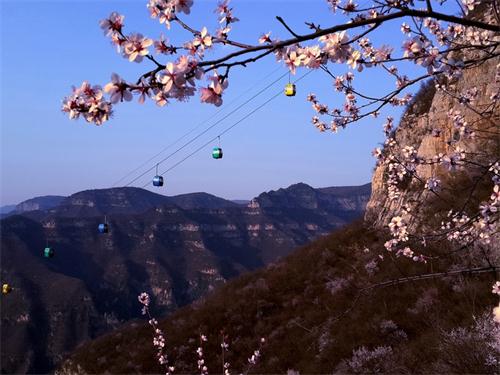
left=112, top=66, right=283, bottom=187
left=123, top=70, right=289, bottom=187
left=112, top=67, right=281, bottom=187
left=140, top=69, right=314, bottom=188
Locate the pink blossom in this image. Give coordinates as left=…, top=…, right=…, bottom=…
left=342, top=0, right=357, bottom=13
left=138, top=292, right=150, bottom=306
left=104, top=73, right=132, bottom=103
left=462, top=0, right=477, bottom=11
left=157, top=62, right=182, bottom=93
left=154, top=34, right=176, bottom=55
left=258, top=32, right=272, bottom=44
left=99, top=12, right=124, bottom=36
left=133, top=80, right=152, bottom=104
left=193, top=27, right=213, bottom=49
left=347, top=50, right=362, bottom=71
left=494, top=304, right=500, bottom=323
left=154, top=90, right=170, bottom=107
left=62, top=81, right=112, bottom=125
left=401, top=23, right=411, bottom=35
left=174, top=0, right=193, bottom=14
left=402, top=38, right=423, bottom=58
left=492, top=281, right=500, bottom=295
left=284, top=48, right=305, bottom=74
left=216, top=0, right=239, bottom=24
left=123, top=33, right=153, bottom=62
left=319, top=31, right=351, bottom=63
left=200, top=74, right=228, bottom=107
left=302, top=46, right=323, bottom=68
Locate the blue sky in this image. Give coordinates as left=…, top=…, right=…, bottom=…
left=1, top=0, right=432, bottom=205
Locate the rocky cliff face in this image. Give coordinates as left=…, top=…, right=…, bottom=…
left=14, top=196, right=65, bottom=213
left=365, top=58, right=499, bottom=228
left=58, top=222, right=497, bottom=375
left=1, top=183, right=370, bottom=374
left=252, top=183, right=370, bottom=213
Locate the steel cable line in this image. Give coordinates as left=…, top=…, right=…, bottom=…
left=139, top=69, right=314, bottom=188
left=123, top=70, right=289, bottom=188
left=112, top=66, right=284, bottom=187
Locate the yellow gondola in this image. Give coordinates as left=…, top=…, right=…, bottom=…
left=285, top=83, right=296, bottom=97
left=2, top=283, right=12, bottom=295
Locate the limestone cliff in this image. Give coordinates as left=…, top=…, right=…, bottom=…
left=365, top=57, right=499, bottom=228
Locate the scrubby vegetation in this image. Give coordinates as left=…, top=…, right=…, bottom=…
left=59, top=220, right=497, bottom=374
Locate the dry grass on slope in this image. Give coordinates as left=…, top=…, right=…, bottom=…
left=59, top=220, right=498, bottom=374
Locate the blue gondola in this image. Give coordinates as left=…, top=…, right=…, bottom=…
left=153, top=175, right=164, bottom=187
left=153, top=164, right=164, bottom=187
left=98, top=223, right=109, bottom=234
left=98, top=216, right=109, bottom=234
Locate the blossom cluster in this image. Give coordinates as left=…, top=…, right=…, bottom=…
left=138, top=292, right=175, bottom=375
left=63, top=1, right=244, bottom=123
left=214, top=0, right=239, bottom=40
left=63, top=0, right=498, bottom=129
left=100, top=12, right=154, bottom=62
left=147, top=0, right=193, bottom=29
left=196, top=334, right=208, bottom=375
left=62, top=82, right=112, bottom=125
left=437, top=159, right=499, bottom=247
left=247, top=337, right=265, bottom=366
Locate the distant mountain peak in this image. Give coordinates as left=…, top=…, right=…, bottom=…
left=15, top=195, right=66, bottom=213
left=253, top=182, right=371, bottom=211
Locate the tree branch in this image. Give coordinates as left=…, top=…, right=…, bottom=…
left=276, top=16, right=302, bottom=38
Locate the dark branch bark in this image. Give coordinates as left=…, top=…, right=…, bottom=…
left=276, top=16, right=302, bottom=38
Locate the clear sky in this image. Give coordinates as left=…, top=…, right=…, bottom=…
left=1, top=0, right=428, bottom=205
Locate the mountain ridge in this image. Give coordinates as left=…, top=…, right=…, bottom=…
left=1, top=182, right=371, bottom=374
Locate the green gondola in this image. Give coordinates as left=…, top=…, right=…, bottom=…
left=212, top=147, right=223, bottom=159
left=43, top=247, right=54, bottom=258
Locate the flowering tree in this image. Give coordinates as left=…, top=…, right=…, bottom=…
left=63, top=0, right=499, bottom=370
left=62, top=0, right=499, bottom=125
left=138, top=292, right=265, bottom=374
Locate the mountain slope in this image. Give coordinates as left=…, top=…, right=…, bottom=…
left=169, top=192, right=239, bottom=209
left=0, top=205, right=16, bottom=214
left=50, top=187, right=172, bottom=217
left=1, top=183, right=370, bottom=374
left=58, top=222, right=497, bottom=374
left=15, top=195, right=66, bottom=213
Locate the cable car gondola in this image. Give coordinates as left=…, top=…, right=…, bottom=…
left=212, top=147, right=223, bottom=159
left=98, top=216, right=109, bottom=234
left=212, top=136, right=223, bottom=159
left=284, top=83, right=296, bottom=97
left=153, top=175, right=164, bottom=186
left=98, top=223, right=109, bottom=233
left=2, top=283, right=12, bottom=295
left=43, top=247, right=54, bottom=258
left=153, top=164, right=164, bottom=187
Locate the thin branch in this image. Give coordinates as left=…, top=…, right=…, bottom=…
left=361, top=266, right=499, bottom=290
left=276, top=16, right=302, bottom=38
left=426, top=0, right=433, bottom=12
left=196, top=8, right=500, bottom=70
